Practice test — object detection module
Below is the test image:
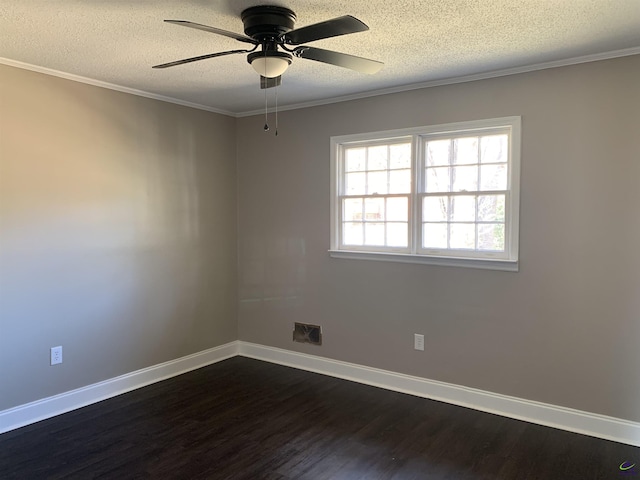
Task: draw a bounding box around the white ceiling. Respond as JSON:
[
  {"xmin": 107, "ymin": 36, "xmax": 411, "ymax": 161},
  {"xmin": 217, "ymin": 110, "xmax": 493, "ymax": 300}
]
[{"xmin": 1, "ymin": 1, "xmax": 639, "ymax": 116}]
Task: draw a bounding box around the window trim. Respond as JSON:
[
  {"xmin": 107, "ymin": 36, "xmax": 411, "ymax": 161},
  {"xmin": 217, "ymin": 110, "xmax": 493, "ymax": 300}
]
[{"xmin": 330, "ymin": 117, "xmax": 521, "ymax": 271}]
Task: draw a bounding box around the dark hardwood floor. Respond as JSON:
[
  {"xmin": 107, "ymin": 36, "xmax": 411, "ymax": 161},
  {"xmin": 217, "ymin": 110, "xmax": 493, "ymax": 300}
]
[{"xmin": 1, "ymin": 357, "xmax": 638, "ymax": 479}]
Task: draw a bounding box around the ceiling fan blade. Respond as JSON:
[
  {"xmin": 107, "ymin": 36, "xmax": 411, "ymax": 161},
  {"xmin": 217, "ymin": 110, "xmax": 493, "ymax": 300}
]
[
  {"xmin": 164, "ymin": 20, "xmax": 257, "ymax": 45},
  {"xmin": 294, "ymin": 46, "xmax": 383, "ymax": 74},
  {"xmin": 284, "ymin": 15, "xmax": 369, "ymax": 45},
  {"xmin": 152, "ymin": 49, "xmax": 250, "ymax": 69},
  {"xmin": 260, "ymin": 75, "xmax": 282, "ymax": 89}
]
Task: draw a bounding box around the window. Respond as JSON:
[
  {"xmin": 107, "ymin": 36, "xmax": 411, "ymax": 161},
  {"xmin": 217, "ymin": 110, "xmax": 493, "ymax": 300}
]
[{"xmin": 330, "ymin": 117, "xmax": 521, "ymax": 271}]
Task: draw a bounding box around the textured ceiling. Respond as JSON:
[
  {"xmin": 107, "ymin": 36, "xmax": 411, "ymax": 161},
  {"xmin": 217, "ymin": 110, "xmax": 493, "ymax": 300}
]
[{"xmin": 1, "ymin": 0, "xmax": 639, "ymax": 115}]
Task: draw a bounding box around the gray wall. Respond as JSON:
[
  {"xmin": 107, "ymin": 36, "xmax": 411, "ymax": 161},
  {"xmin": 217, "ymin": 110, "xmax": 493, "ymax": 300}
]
[
  {"xmin": 0, "ymin": 65, "xmax": 238, "ymax": 410},
  {"xmin": 2, "ymin": 55, "xmax": 639, "ymax": 423},
  {"xmin": 237, "ymin": 55, "xmax": 640, "ymax": 422}
]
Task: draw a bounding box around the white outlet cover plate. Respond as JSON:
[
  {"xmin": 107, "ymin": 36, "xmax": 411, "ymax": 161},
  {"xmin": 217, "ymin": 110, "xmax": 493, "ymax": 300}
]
[{"xmin": 51, "ymin": 346, "xmax": 63, "ymax": 365}]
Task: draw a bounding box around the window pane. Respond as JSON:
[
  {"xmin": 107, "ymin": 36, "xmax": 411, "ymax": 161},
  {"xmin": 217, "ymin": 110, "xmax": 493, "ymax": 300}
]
[
  {"xmin": 478, "ymin": 224, "xmax": 505, "ymax": 251},
  {"xmin": 367, "ymin": 171, "xmax": 387, "ymax": 194},
  {"xmin": 454, "ymin": 137, "xmax": 478, "ymax": 164},
  {"xmin": 423, "ymin": 196, "xmax": 448, "ymax": 222},
  {"xmin": 364, "ymin": 198, "xmax": 385, "ymax": 221},
  {"xmin": 364, "ymin": 223, "xmax": 385, "ymax": 246},
  {"xmin": 478, "ymin": 195, "xmax": 505, "ymax": 222},
  {"xmin": 343, "ymin": 198, "xmax": 363, "ymax": 221},
  {"xmin": 390, "ymin": 144, "xmax": 411, "ymax": 169},
  {"xmin": 451, "ymin": 196, "xmax": 476, "ymax": 222},
  {"xmin": 345, "ymin": 148, "xmax": 366, "ymax": 171},
  {"xmin": 423, "ymin": 223, "xmax": 448, "ymax": 248},
  {"xmin": 343, "ymin": 222, "xmax": 363, "ymax": 245},
  {"xmin": 450, "ymin": 223, "xmax": 475, "ymax": 249},
  {"xmin": 335, "ymin": 118, "xmax": 518, "ymax": 261},
  {"xmin": 452, "ymin": 166, "xmax": 478, "ymax": 192},
  {"xmin": 389, "ymin": 169, "xmax": 411, "ymax": 193},
  {"xmin": 480, "ymin": 164, "xmax": 507, "ymax": 191},
  {"xmin": 346, "ymin": 172, "xmax": 366, "ymax": 195},
  {"xmin": 387, "ymin": 197, "xmax": 408, "ymax": 221},
  {"xmin": 425, "ymin": 167, "xmax": 450, "ymax": 193},
  {"xmin": 426, "ymin": 140, "xmax": 450, "ymax": 166},
  {"xmin": 480, "ymin": 134, "xmax": 507, "ymax": 163},
  {"xmin": 368, "ymin": 145, "xmax": 388, "ymax": 170},
  {"xmin": 387, "ymin": 223, "xmax": 408, "ymax": 247}
]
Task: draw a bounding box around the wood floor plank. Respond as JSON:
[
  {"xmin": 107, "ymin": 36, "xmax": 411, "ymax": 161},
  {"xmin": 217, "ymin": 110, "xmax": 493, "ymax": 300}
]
[{"xmin": 0, "ymin": 357, "xmax": 638, "ymax": 479}]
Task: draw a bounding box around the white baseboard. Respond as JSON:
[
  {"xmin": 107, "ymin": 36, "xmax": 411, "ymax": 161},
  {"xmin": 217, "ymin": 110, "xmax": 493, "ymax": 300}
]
[
  {"xmin": 238, "ymin": 341, "xmax": 640, "ymax": 447},
  {"xmin": 3, "ymin": 340, "xmax": 639, "ymax": 447},
  {"xmin": 0, "ymin": 341, "xmax": 239, "ymax": 434}
]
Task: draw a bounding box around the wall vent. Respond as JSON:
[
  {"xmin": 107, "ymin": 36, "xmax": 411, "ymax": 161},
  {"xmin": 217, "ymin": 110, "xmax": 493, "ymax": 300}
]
[{"xmin": 293, "ymin": 322, "xmax": 322, "ymax": 346}]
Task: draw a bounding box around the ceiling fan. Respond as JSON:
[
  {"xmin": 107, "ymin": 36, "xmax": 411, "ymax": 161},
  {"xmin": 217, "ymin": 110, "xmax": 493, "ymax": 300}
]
[{"xmin": 153, "ymin": 5, "xmax": 383, "ymax": 88}]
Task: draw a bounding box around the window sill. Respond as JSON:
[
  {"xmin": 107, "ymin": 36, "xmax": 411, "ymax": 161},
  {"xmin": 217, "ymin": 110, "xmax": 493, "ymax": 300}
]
[{"xmin": 328, "ymin": 250, "xmax": 519, "ymax": 272}]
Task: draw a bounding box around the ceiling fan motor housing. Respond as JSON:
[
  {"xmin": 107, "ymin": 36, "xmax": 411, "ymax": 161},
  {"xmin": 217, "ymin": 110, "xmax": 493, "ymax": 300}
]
[
  {"xmin": 153, "ymin": 7, "xmax": 382, "ymax": 79},
  {"xmin": 241, "ymin": 6, "xmax": 296, "ymax": 40}
]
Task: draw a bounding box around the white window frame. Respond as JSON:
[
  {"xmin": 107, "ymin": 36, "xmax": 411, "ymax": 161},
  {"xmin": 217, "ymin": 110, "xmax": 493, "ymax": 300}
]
[{"xmin": 330, "ymin": 117, "xmax": 521, "ymax": 271}]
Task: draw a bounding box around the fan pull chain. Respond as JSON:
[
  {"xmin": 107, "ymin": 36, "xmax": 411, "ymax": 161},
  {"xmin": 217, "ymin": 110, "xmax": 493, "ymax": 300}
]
[
  {"xmin": 264, "ymin": 87, "xmax": 269, "ymax": 131},
  {"xmin": 263, "ymin": 47, "xmax": 269, "ymax": 132},
  {"xmin": 275, "ymin": 84, "xmax": 278, "ymax": 137}
]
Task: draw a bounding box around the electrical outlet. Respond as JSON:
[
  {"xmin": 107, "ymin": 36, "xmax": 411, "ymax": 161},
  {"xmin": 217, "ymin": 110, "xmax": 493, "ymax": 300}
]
[
  {"xmin": 51, "ymin": 346, "xmax": 63, "ymax": 365},
  {"xmin": 414, "ymin": 334, "xmax": 424, "ymax": 351}
]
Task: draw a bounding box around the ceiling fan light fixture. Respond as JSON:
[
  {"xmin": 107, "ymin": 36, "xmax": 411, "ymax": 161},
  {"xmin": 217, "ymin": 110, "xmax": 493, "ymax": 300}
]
[
  {"xmin": 154, "ymin": 8, "xmax": 384, "ymax": 84},
  {"xmin": 248, "ymin": 51, "xmax": 292, "ymax": 78}
]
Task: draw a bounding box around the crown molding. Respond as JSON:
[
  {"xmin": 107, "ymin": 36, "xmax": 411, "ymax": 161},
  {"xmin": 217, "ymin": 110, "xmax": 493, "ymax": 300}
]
[
  {"xmin": 237, "ymin": 46, "xmax": 640, "ymax": 116},
  {"xmin": 3, "ymin": 46, "xmax": 639, "ymax": 118},
  {"xmin": 0, "ymin": 57, "xmax": 236, "ymax": 117}
]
